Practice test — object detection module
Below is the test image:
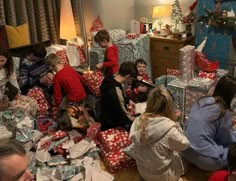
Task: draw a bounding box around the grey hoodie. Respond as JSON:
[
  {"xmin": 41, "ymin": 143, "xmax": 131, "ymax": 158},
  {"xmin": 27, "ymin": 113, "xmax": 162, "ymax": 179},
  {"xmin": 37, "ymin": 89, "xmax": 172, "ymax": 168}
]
[{"xmin": 129, "ymin": 116, "xmax": 189, "ymax": 180}]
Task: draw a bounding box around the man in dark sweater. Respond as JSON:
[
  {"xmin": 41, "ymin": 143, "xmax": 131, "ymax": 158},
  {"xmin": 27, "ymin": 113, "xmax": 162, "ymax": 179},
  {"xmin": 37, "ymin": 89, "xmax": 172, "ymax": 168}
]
[{"xmin": 100, "ymin": 61, "xmax": 137, "ymax": 131}]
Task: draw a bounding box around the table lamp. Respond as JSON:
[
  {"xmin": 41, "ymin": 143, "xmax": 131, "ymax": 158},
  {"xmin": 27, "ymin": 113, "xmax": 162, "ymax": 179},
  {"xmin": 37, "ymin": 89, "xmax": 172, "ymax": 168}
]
[
  {"xmin": 60, "ymin": 0, "xmax": 77, "ymax": 44},
  {"xmin": 152, "ymin": 5, "xmax": 171, "ymax": 31}
]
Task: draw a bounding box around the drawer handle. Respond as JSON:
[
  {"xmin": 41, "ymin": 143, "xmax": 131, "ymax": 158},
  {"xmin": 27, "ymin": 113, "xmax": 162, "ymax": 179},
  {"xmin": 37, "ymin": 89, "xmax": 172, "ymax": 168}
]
[{"xmin": 163, "ymin": 46, "xmax": 170, "ymax": 51}]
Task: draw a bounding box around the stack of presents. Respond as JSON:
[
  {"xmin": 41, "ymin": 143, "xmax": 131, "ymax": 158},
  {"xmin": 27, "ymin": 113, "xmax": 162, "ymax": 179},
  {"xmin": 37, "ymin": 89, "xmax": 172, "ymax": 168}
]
[{"xmin": 155, "ymin": 45, "xmax": 229, "ymax": 128}]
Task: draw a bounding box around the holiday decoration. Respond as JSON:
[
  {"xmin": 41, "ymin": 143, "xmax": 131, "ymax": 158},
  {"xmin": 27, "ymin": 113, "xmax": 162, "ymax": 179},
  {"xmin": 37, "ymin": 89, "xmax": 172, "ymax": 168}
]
[
  {"xmin": 171, "ymin": 0, "xmax": 183, "ymax": 31},
  {"xmin": 198, "ymin": 0, "xmax": 236, "ymax": 31}
]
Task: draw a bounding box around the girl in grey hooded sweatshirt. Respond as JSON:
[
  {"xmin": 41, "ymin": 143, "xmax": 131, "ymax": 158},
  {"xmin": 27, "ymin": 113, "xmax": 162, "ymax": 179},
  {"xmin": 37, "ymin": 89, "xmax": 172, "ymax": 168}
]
[{"xmin": 129, "ymin": 87, "xmax": 189, "ymax": 181}]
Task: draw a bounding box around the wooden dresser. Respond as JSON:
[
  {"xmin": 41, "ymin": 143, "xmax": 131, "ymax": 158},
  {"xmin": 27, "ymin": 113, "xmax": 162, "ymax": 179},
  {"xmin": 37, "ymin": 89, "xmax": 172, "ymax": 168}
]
[{"xmin": 150, "ymin": 36, "xmax": 195, "ymax": 79}]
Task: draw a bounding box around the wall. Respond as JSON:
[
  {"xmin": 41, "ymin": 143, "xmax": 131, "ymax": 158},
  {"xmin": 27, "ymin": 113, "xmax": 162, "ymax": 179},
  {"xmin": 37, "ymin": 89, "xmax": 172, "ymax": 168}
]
[
  {"xmin": 134, "ymin": 0, "xmax": 196, "ymax": 30},
  {"xmin": 83, "ymin": 0, "xmax": 195, "ymax": 37},
  {"xmin": 84, "ymin": 0, "xmax": 134, "ymax": 38}
]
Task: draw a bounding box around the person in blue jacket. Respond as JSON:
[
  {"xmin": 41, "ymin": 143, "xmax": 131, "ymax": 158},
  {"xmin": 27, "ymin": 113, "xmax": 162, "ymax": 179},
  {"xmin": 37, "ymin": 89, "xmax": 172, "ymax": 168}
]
[{"xmin": 182, "ymin": 75, "xmax": 236, "ymax": 171}]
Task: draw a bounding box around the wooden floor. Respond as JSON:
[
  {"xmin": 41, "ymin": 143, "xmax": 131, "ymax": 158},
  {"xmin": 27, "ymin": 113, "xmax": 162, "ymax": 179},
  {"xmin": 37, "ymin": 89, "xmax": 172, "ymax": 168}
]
[{"xmin": 100, "ymin": 159, "xmax": 211, "ymax": 181}]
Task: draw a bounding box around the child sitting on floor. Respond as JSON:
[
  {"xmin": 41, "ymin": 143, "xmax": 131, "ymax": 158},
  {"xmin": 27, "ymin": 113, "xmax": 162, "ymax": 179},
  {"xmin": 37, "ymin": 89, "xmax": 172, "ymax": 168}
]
[
  {"xmin": 126, "ymin": 58, "xmax": 153, "ymax": 103},
  {"xmin": 45, "ymin": 54, "xmax": 86, "ymax": 107},
  {"xmin": 129, "ymin": 87, "xmax": 189, "ymax": 181}
]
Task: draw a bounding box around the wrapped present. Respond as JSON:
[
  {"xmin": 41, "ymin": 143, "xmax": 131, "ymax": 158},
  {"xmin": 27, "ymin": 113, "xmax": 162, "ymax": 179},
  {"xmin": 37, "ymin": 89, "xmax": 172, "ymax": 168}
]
[
  {"xmin": 167, "ymin": 78, "xmax": 187, "ymax": 126},
  {"xmin": 97, "ymin": 141, "xmax": 136, "ymax": 173},
  {"xmin": 56, "ymin": 49, "xmax": 69, "ymax": 65},
  {"xmin": 198, "ymin": 70, "xmax": 217, "ymax": 81},
  {"xmin": 185, "ymin": 77, "xmax": 215, "ymax": 123},
  {"xmin": 155, "ymin": 75, "xmax": 167, "ymax": 87},
  {"xmin": 81, "ymin": 70, "xmax": 104, "ymax": 97},
  {"xmin": 108, "ymin": 29, "xmax": 126, "ymax": 42},
  {"xmin": 90, "ymin": 16, "xmax": 104, "ymax": 32},
  {"xmin": 216, "ymin": 69, "xmax": 229, "ymax": 80},
  {"xmin": 167, "ymin": 69, "xmax": 180, "ymax": 77},
  {"xmin": 97, "ymin": 128, "xmax": 131, "ymax": 153},
  {"xmin": 126, "ymin": 33, "xmax": 140, "ymax": 40},
  {"xmin": 27, "ymin": 87, "xmax": 50, "ymax": 112},
  {"xmin": 179, "ymin": 45, "xmax": 195, "ymax": 83}
]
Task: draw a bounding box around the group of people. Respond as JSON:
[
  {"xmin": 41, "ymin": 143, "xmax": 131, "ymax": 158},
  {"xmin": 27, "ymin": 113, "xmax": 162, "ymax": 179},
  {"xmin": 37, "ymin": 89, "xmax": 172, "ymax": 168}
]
[{"xmin": 1, "ymin": 28, "xmax": 236, "ymax": 181}]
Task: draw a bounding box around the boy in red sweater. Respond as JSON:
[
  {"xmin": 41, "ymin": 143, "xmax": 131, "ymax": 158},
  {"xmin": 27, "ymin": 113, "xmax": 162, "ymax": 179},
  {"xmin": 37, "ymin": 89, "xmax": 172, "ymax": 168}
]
[
  {"xmin": 94, "ymin": 29, "xmax": 119, "ymax": 77},
  {"xmin": 45, "ymin": 54, "xmax": 86, "ymax": 107}
]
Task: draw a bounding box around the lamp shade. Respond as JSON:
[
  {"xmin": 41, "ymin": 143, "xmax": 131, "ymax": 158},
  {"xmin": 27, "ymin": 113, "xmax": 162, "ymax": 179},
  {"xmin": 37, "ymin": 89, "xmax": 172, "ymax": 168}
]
[
  {"xmin": 60, "ymin": 0, "xmax": 77, "ymax": 40},
  {"xmin": 152, "ymin": 5, "xmax": 171, "ymax": 19}
]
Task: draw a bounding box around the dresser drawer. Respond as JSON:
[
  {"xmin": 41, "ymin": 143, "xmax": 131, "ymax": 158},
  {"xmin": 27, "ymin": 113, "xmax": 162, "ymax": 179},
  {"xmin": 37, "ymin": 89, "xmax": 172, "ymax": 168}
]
[{"xmin": 153, "ymin": 41, "xmax": 180, "ymax": 54}]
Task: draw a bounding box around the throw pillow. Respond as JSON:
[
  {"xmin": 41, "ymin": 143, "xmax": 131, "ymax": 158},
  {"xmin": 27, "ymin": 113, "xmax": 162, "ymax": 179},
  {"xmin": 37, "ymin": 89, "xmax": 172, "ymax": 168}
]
[{"xmin": 5, "ymin": 23, "xmax": 30, "ymax": 48}]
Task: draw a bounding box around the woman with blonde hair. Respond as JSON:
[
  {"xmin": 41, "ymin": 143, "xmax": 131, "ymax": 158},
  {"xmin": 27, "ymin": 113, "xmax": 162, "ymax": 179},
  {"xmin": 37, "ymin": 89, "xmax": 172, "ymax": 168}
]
[{"xmin": 129, "ymin": 87, "xmax": 189, "ymax": 181}]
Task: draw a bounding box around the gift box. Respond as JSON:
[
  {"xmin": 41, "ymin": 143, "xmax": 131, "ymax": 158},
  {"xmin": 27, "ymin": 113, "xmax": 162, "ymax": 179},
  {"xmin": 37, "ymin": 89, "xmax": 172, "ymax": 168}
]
[
  {"xmin": 27, "ymin": 87, "xmax": 50, "ymax": 112},
  {"xmin": 155, "ymin": 75, "xmax": 166, "ymax": 87},
  {"xmin": 97, "ymin": 140, "xmax": 136, "ymax": 173},
  {"xmin": 216, "ymin": 69, "xmax": 229, "ymax": 80},
  {"xmin": 167, "ymin": 78, "xmax": 187, "ymax": 125},
  {"xmin": 179, "ymin": 45, "xmax": 195, "ymax": 83},
  {"xmin": 81, "ymin": 71, "xmax": 104, "ymax": 97},
  {"xmin": 97, "ymin": 128, "xmax": 131, "ymax": 153},
  {"xmin": 185, "ymin": 77, "xmax": 215, "ymax": 123}
]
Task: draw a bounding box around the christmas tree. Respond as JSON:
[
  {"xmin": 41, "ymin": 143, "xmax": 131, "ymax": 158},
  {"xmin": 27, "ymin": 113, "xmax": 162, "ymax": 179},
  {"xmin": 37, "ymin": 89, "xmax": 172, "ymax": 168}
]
[{"xmin": 171, "ymin": 0, "xmax": 183, "ymax": 31}]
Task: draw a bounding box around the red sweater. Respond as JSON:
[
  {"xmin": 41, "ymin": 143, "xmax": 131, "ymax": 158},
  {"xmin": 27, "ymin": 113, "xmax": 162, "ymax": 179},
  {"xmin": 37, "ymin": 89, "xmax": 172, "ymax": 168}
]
[
  {"xmin": 103, "ymin": 44, "xmax": 119, "ymax": 76},
  {"xmin": 53, "ymin": 65, "xmax": 86, "ymax": 106}
]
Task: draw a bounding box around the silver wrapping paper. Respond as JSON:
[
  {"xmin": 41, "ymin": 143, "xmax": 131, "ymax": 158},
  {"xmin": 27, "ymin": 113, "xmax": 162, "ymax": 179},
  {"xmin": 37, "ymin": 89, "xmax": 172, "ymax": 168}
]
[{"xmin": 179, "ymin": 45, "xmax": 195, "ymax": 83}]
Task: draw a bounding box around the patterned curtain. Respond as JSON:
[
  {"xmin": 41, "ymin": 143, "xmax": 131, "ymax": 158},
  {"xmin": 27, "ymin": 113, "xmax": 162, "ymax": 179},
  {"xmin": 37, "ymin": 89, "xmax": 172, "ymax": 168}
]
[
  {"xmin": 0, "ymin": 0, "xmax": 87, "ymax": 46},
  {"xmin": 0, "ymin": 0, "xmax": 60, "ymax": 44}
]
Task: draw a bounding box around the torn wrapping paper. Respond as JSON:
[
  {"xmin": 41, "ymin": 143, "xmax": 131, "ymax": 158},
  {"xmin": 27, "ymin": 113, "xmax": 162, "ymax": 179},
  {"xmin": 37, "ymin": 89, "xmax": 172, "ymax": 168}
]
[{"xmin": 69, "ymin": 138, "xmax": 96, "ymax": 159}]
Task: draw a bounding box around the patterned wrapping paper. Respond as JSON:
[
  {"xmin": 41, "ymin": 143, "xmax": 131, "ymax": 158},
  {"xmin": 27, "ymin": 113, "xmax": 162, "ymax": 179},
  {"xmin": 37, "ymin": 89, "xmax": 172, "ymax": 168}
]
[
  {"xmin": 81, "ymin": 71, "xmax": 104, "ymax": 97},
  {"xmin": 179, "ymin": 45, "xmax": 195, "ymax": 83},
  {"xmin": 97, "ymin": 140, "xmax": 136, "ymax": 173},
  {"xmin": 198, "ymin": 70, "xmax": 217, "ymax": 81},
  {"xmin": 167, "ymin": 78, "xmax": 187, "ymax": 126},
  {"xmin": 97, "ymin": 128, "xmax": 131, "ymax": 153},
  {"xmin": 27, "ymin": 87, "xmax": 50, "ymax": 112},
  {"xmin": 155, "ymin": 75, "xmax": 167, "ymax": 87},
  {"xmin": 216, "ymin": 69, "xmax": 229, "ymax": 79},
  {"xmin": 167, "ymin": 69, "xmax": 180, "ymax": 77},
  {"xmin": 185, "ymin": 77, "xmax": 215, "ymax": 124}
]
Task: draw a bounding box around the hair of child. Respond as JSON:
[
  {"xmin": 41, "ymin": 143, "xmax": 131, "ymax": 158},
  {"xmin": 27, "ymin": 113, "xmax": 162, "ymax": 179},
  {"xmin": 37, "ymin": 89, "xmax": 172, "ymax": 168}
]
[
  {"xmin": 0, "ymin": 48, "xmax": 14, "ymax": 78},
  {"xmin": 94, "ymin": 29, "xmax": 110, "ymax": 43},
  {"xmin": 135, "ymin": 58, "xmax": 147, "ymax": 66},
  {"xmin": 45, "ymin": 53, "xmax": 60, "ymax": 66},
  {"xmin": 30, "ymin": 43, "xmax": 47, "ymax": 58},
  {"xmin": 118, "ymin": 61, "xmax": 137, "ymax": 78},
  {"xmin": 138, "ymin": 87, "xmax": 176, "ymax": 142}
]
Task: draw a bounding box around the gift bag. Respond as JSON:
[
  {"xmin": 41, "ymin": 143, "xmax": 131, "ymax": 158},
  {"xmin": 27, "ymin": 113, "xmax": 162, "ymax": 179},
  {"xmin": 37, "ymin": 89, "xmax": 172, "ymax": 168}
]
[
  {"xmin": 66, "ymin": 105, "xmax": 95, "ymax": 131},
  {"xmin": 81, "ymin": 71, "xmax": 104, "ymax": 97}
]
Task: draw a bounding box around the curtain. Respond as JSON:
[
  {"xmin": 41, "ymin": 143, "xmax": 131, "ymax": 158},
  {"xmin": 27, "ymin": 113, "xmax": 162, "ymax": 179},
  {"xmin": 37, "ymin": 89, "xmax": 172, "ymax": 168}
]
[
  {"xmin": 0, "ymin": 0, "xmax": 60, "ymax": 44},
  {"xmin": 0, "ymin": 0, "xmax": 87, "ymax": 48}
]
